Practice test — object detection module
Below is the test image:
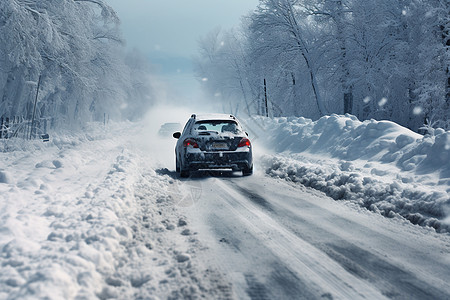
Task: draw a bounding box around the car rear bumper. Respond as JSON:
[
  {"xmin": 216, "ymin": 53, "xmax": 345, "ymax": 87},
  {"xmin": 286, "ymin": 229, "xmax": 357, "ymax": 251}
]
[{"xmin": 185, "ymin": 151, "xmax": 252, "ymax": 171}]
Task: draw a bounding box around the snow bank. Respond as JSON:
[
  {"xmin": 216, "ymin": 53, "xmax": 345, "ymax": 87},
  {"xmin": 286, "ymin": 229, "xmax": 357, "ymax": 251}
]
[
  {"xmin": 248, "ymin": 114, "xmax": 450, "ymax": 233},
  {"xmin": 0, "ymin": 121, "xmax": 229, "ymax": 299},
  {"xmin": 0, "ymin": 122, "xmax": 123, "ymax": 153}
]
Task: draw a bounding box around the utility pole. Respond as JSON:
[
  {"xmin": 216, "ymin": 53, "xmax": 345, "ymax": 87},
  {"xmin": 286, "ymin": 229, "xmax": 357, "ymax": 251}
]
[{"xmin": 264, "ymin": 78, "xmax": 269, "ymax": 117}]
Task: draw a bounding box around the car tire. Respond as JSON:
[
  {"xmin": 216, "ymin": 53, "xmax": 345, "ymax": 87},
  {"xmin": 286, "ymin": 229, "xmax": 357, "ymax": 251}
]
[
  {"xmin": 176, "ymin": 157, "xmax": 180, "ymax": 173},
  {"xmin": 242, "ymin": 165, "xmax": 253, "ymax": 176},
  {"xmin": 177, "ymin": 156, "xmax": 189, "ymax": 177},
  {"xmin": 180, "ymin": 169, "xmax": 190, "ymax": 178}
]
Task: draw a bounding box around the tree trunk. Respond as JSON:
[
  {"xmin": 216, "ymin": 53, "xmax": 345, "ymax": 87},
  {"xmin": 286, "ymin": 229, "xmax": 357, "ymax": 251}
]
[
  {"xmin": 344, "ymin": 89, "xmax": 353, "ymax": 115},
  {"xmin": 285, "ymin": 0, "xmax": 326, "ymax": 116},
  {"xmin": 335, "ymin": 1, "xmax": 353, "ymax": 115},
  {"xmin": 444, "ymin": 4, "xmax": 450, "ymax": 107}
]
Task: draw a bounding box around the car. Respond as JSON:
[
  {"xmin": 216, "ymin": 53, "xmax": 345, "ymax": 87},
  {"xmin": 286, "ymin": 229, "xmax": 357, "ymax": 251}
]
[
  {"xmin": 173, "ymin": 114, "xmax": 253, "ymax": 177},
  {"xmin": 158, "ymin": 122, "xmax": 182, "ymax": 137}
]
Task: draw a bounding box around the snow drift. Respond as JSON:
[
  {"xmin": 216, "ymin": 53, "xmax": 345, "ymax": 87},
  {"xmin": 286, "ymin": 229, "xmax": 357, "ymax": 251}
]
[
  {"xmin": 0, "ymin": 121, "xmax": 228, "ymax": 299},
  {"xmin": 248, "ymin": 114, "xmax": 450, "ymax": 233}
]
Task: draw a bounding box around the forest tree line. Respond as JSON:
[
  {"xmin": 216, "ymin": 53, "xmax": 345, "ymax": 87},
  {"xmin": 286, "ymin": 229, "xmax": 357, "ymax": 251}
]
[
  {"xmin": 0, "ymin": 0, "xmax": 153, "ymax": 130},
  {"xmin": 195, "ymin": 0, "xmax": 450, "ymax": 131}
]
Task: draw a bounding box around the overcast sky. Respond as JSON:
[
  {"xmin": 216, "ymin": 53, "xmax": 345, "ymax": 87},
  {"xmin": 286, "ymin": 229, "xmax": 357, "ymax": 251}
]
[
  {"xmin": 104, "ymin": 0, "xmax": 258, "ymax": 101},
  {"xmin": 105, "ymin": 0, "xmax": 258, "ymax": 67}
]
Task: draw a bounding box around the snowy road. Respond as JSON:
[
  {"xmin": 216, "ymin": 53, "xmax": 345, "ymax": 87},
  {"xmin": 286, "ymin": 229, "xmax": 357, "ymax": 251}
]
[
  {"xmin": 179, "ymin": 171, "xmax": 450, "ymax": 299},
  {"xmin": 1, "ymin": 114, "xmax": 449, "ymax": 299}
]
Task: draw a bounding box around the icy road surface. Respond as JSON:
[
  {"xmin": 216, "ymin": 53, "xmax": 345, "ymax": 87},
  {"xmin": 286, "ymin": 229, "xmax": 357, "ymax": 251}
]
[{"xmin": 179, "ymin": 171, "xmax": 450, "ymax": 299}]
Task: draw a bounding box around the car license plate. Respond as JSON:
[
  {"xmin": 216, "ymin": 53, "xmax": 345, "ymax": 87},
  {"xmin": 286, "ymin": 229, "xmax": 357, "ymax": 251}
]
[{"xmin": 212, "ymin": 142, "xmax": 228, "ymax": 150}]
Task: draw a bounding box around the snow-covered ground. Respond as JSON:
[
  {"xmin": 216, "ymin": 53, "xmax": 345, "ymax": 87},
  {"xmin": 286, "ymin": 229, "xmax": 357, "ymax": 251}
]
[
  {"xmin": 0, "ymin": 120, "xmax": 229, "ymax": 299},
  {"xmin": 0, "ymin": 108, "xmax": 449, "ymax": 299},
  {"xmin": 247, "ymin": 114, "xmax": 450, "ymax": 233},
  {"xmin": 184, "ymin": 173, "xmax": 450, "ymax": 299}
]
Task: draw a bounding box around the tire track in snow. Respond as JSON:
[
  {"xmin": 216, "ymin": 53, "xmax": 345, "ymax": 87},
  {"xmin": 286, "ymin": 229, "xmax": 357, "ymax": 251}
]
[
  {"xmin": 209, "ymin": 178, "xmax": 388, "ymax": 299},
  {"xmin": 225, "ymin": 178, "xmax": 450, "ymax": 299},
  {"xmin": 203, "ymin": 210, "xmax": 314, "ymax": 300}
]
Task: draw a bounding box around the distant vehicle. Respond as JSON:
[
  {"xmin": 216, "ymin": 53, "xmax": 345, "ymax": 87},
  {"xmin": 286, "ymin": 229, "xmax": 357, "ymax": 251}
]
[
  {"xmin": 158, "ymin": 122, "xmax": 182, "ymax": 137},
  {"xmin": 173, "ymin": 114, "xmax": 253, "ymax": 177}
]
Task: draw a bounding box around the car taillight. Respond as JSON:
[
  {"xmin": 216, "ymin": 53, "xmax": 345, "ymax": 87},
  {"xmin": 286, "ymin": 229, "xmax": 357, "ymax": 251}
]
[
  {"xmin": 183, "ymin": 138, "xmax": 199, "ymax": 148},
  {"xmin": 237, "ymin": 138, "xmax": 251, "ymax": 148}
]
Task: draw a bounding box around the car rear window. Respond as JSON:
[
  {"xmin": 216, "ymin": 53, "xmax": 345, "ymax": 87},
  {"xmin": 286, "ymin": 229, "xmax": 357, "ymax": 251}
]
[{"xmin": 194, "ymin": 120, "xmax": 241, "ymax": 134}]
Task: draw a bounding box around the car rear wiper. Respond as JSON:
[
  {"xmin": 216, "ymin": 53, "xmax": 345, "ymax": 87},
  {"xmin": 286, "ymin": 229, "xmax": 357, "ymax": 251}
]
[{"xmin": 198, "ymin": 130, "xmax": 219, "ymax": 135}]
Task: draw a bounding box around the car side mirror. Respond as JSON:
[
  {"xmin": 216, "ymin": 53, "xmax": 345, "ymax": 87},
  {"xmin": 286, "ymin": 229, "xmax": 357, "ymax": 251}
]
[
  {"xmin": 173, "ymin": 132, "xmax": 181, "ymax": 139},
  {"xmin": 245, "ymin": 132, "xmax": 249, "ymax": 136}
]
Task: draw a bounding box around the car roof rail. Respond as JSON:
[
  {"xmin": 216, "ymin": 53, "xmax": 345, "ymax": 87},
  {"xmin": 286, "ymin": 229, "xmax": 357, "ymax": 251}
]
[{"xmin": 191, "ymin": 114, "xmax": 196, "ymax": 119}]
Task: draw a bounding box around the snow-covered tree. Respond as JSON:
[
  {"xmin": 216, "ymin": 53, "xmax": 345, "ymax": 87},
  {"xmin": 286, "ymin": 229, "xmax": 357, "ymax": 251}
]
[
  {"xmin": 300, "ymin": 0, "xmax": 353, "ymax": 114},
  {"xmin": 0, "ymin": 0, "xmax": 153, "ymax": 130},
  {"xmin": 411, "ymin": 0, "xmax": 450, "ymax": 129},
  {"xmin": 195, "ymin": 0, "xmax": 449, "ymax": 131},
  {"xmin": 249, "ymin": 0, "xmax": 327, "ymax": 117},
  {"xmin": 194, "ymin": 27, "xmax": 260, "ymax": 116}
]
